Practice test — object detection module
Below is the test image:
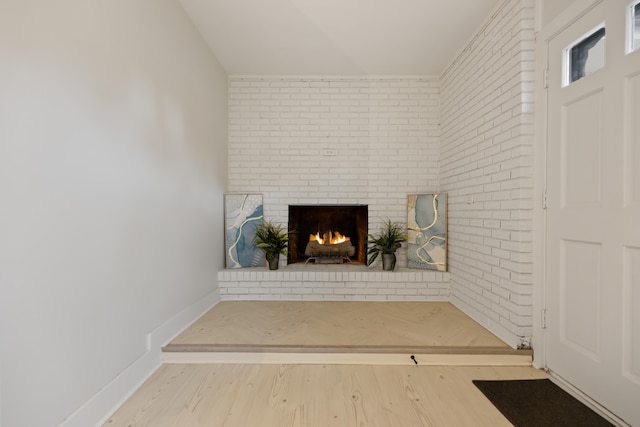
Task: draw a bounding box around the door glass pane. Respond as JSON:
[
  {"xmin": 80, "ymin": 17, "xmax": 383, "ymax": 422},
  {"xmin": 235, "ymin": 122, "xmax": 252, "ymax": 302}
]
[
  {"xmin": 569, "ymin": 27, "xmax": 606, "ymax": 84},
  {"xmin": 633, "ymin": 3, "xmax": 640, "ymax": 52}
]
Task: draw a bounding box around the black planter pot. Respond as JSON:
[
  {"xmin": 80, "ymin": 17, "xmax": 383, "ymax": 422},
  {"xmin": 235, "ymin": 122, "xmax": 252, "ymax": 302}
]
[
  {"xmin": 268, "ymin": 257, "xmax": 279, "ymax": 270},
  {"xmin": 382, "ymin": 253, "xmax": 396, "ymax": 271}
]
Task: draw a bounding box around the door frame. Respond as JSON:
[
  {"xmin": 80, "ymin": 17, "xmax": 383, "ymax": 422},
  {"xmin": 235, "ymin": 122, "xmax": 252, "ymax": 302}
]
[{"xmin": 533, "ymin": 0, "xmax": 629, "ymax": 424}]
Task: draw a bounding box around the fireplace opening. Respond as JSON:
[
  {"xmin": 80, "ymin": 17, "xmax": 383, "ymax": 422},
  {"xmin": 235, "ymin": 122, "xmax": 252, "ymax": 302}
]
[{"xmin": 288, "ymin": 205, "xmax": 368, "ymax": 264}]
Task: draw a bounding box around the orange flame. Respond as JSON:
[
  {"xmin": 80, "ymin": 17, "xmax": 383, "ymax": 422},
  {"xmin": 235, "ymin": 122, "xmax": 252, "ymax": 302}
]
[{"xmin": 309, "ymin": 230, "xmax": 350, "ymax": 245}]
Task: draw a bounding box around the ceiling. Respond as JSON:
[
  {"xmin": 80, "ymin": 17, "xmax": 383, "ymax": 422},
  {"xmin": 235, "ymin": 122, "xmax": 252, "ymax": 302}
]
[{"xmin": 177, "ymin": 0, "xmax": 500, "ymax": 76}]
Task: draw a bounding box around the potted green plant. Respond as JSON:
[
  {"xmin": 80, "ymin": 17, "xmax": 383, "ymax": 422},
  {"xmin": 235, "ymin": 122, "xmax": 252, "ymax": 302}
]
[
  {"xmin": 367, "ymin": 219, "xmax": 407, "ymax": 271},
  {"xmin": 254, "ymin": 220, "xmax": 289, "ymax": 270}
]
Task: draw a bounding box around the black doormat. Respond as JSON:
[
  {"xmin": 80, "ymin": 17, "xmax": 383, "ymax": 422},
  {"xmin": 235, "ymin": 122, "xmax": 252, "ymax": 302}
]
[{"xmin": 472, "ymin": 379, "xmax": 614, "ymax": 427}]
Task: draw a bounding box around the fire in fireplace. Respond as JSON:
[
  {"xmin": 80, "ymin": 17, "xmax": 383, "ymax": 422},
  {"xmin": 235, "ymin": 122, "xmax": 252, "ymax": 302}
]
[
  {"xmin": 305, "ymin": 230, "xmax": 356, "ymax": 263},
  {"xmin": 288, "ymin": 205, "xmax": 368, "ymax": 264}
]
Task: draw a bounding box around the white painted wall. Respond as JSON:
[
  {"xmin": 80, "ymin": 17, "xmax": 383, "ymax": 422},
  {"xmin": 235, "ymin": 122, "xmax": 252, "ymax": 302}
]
[
  {"xmin": 539, "ymin": 0, "xmax": 576, "ymax": 28},
  {"xmin": 0, "ymin": 0, "xmax": 227, "ymax": 425},
  {"xmin": 228, "ymin": 76, "xmax": 440, "ymax": 271},
  {"xmin": 439, "ymin": 0, "xmax": 536, "ymax": 348}
]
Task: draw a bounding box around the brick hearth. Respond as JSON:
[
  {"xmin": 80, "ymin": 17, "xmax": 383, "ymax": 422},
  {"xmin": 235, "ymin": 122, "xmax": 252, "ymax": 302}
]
[{"xmin": 219, "ymin": 265, "xmax": 450, "ymax": 301}]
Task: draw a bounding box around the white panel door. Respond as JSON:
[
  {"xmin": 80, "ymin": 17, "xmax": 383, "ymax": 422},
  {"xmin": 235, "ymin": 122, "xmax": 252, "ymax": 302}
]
[{"xmin": 546, "ymin": 1, "xmax": 640, "ymax": 424}]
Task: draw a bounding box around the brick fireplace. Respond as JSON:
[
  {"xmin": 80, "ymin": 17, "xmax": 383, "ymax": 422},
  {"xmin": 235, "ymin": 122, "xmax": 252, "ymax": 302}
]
[{"xmin": 222, "ymin": 75, "xmax": 449, "ymax": 300}]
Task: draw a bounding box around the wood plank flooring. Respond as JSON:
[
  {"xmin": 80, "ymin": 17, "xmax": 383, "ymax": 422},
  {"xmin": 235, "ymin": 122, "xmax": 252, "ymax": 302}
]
[
  {"xmin": 105, "ymin": 301, "xmax": 542, "ymax": 426},
  {"xmin": 167, "ymin": 301, "xmax": 510, "ymax": 350},
  {"xmin": 104, "ymin": 364, "xmax": 546, "ymax": 426}
]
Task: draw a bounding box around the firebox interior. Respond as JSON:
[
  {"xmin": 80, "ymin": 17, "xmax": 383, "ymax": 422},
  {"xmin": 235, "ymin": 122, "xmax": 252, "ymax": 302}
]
[{"xmin": 288, "ymin": 205, "xmax": 368, "ymax": 264}]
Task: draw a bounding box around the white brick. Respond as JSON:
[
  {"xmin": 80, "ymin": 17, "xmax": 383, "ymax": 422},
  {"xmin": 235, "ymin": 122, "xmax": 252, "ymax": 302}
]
[
  {"xmin": 440, "ymin": 0, "xmax": 535, "ymax": 346},
  {"xmin": 228, "ymin": 76, "xmax": 440, "ymax": 251}
]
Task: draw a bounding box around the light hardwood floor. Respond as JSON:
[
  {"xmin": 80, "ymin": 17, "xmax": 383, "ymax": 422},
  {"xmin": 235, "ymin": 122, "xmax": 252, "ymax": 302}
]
[
  {"xmin": 105, "ymin": 364, "xmax": 546, "ymax": 426},
  {"xmin": 106, "ymin": 301, "xmax": 542, "ymax": 426},
  {"xmin": 167, "ymin": 301, "xmax": 510, "ymax": 349}
]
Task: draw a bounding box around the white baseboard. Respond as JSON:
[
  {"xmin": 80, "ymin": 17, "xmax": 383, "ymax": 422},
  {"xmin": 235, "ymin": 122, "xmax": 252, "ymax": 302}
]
[{"xmin": 59, "ymin": 289, "xmax": 220, "ymax": 427}]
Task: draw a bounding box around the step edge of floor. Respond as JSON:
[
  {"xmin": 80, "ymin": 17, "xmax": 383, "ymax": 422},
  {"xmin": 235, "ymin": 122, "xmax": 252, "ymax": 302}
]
[
  {"xmin": 162, "ymin": 351, "xmax": 532, "ymax": 366},
  {"xmin": 162, "ymin": 343, "xmax": 531, "ymax": 356}
]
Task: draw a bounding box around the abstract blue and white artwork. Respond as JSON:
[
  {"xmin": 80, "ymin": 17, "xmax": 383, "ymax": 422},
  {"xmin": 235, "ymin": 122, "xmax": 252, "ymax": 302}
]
[
  {"xmin": 225, "ymin": 194, "xmax": 264, "ymax": 268},
  {"xmin": 407, "ymin": 194, "xmax": 447, "ymax": 271}
]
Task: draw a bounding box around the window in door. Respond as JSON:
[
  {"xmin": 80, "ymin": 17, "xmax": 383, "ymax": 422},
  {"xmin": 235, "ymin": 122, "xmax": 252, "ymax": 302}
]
[
  {"xmin": 627, "ymin": 1, "xmax": 640, "ymax": 54},
  {"xmin": 563, "ymin": 25, "xmax": 606, "ymax": 86}
]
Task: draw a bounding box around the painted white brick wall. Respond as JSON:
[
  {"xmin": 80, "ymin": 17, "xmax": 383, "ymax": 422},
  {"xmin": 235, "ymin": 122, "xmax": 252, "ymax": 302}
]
[
  {"xmin": 228, "ymin": 76, "xmax": 441, "ymax": 271},
  {"xmin": 219, "ymin": 268, "xmax": 450, "ymax": 301},
  {"xmin": 439, "ymin": 0, "xmax": 535, "ymax": 348},
  {"xmin": 229, "ymin": 76, "xmax": 449, "ymax": 301}
]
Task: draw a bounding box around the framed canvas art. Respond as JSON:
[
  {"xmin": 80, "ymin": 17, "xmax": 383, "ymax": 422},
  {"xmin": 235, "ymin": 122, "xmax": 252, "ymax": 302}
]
[
  {"xmin": 224, "ymin": 194, "xmax": 264, "ymax": 268},
  {"xmin": 407, "ymin": 193, "xmax": 447, "ymax": 271}
]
